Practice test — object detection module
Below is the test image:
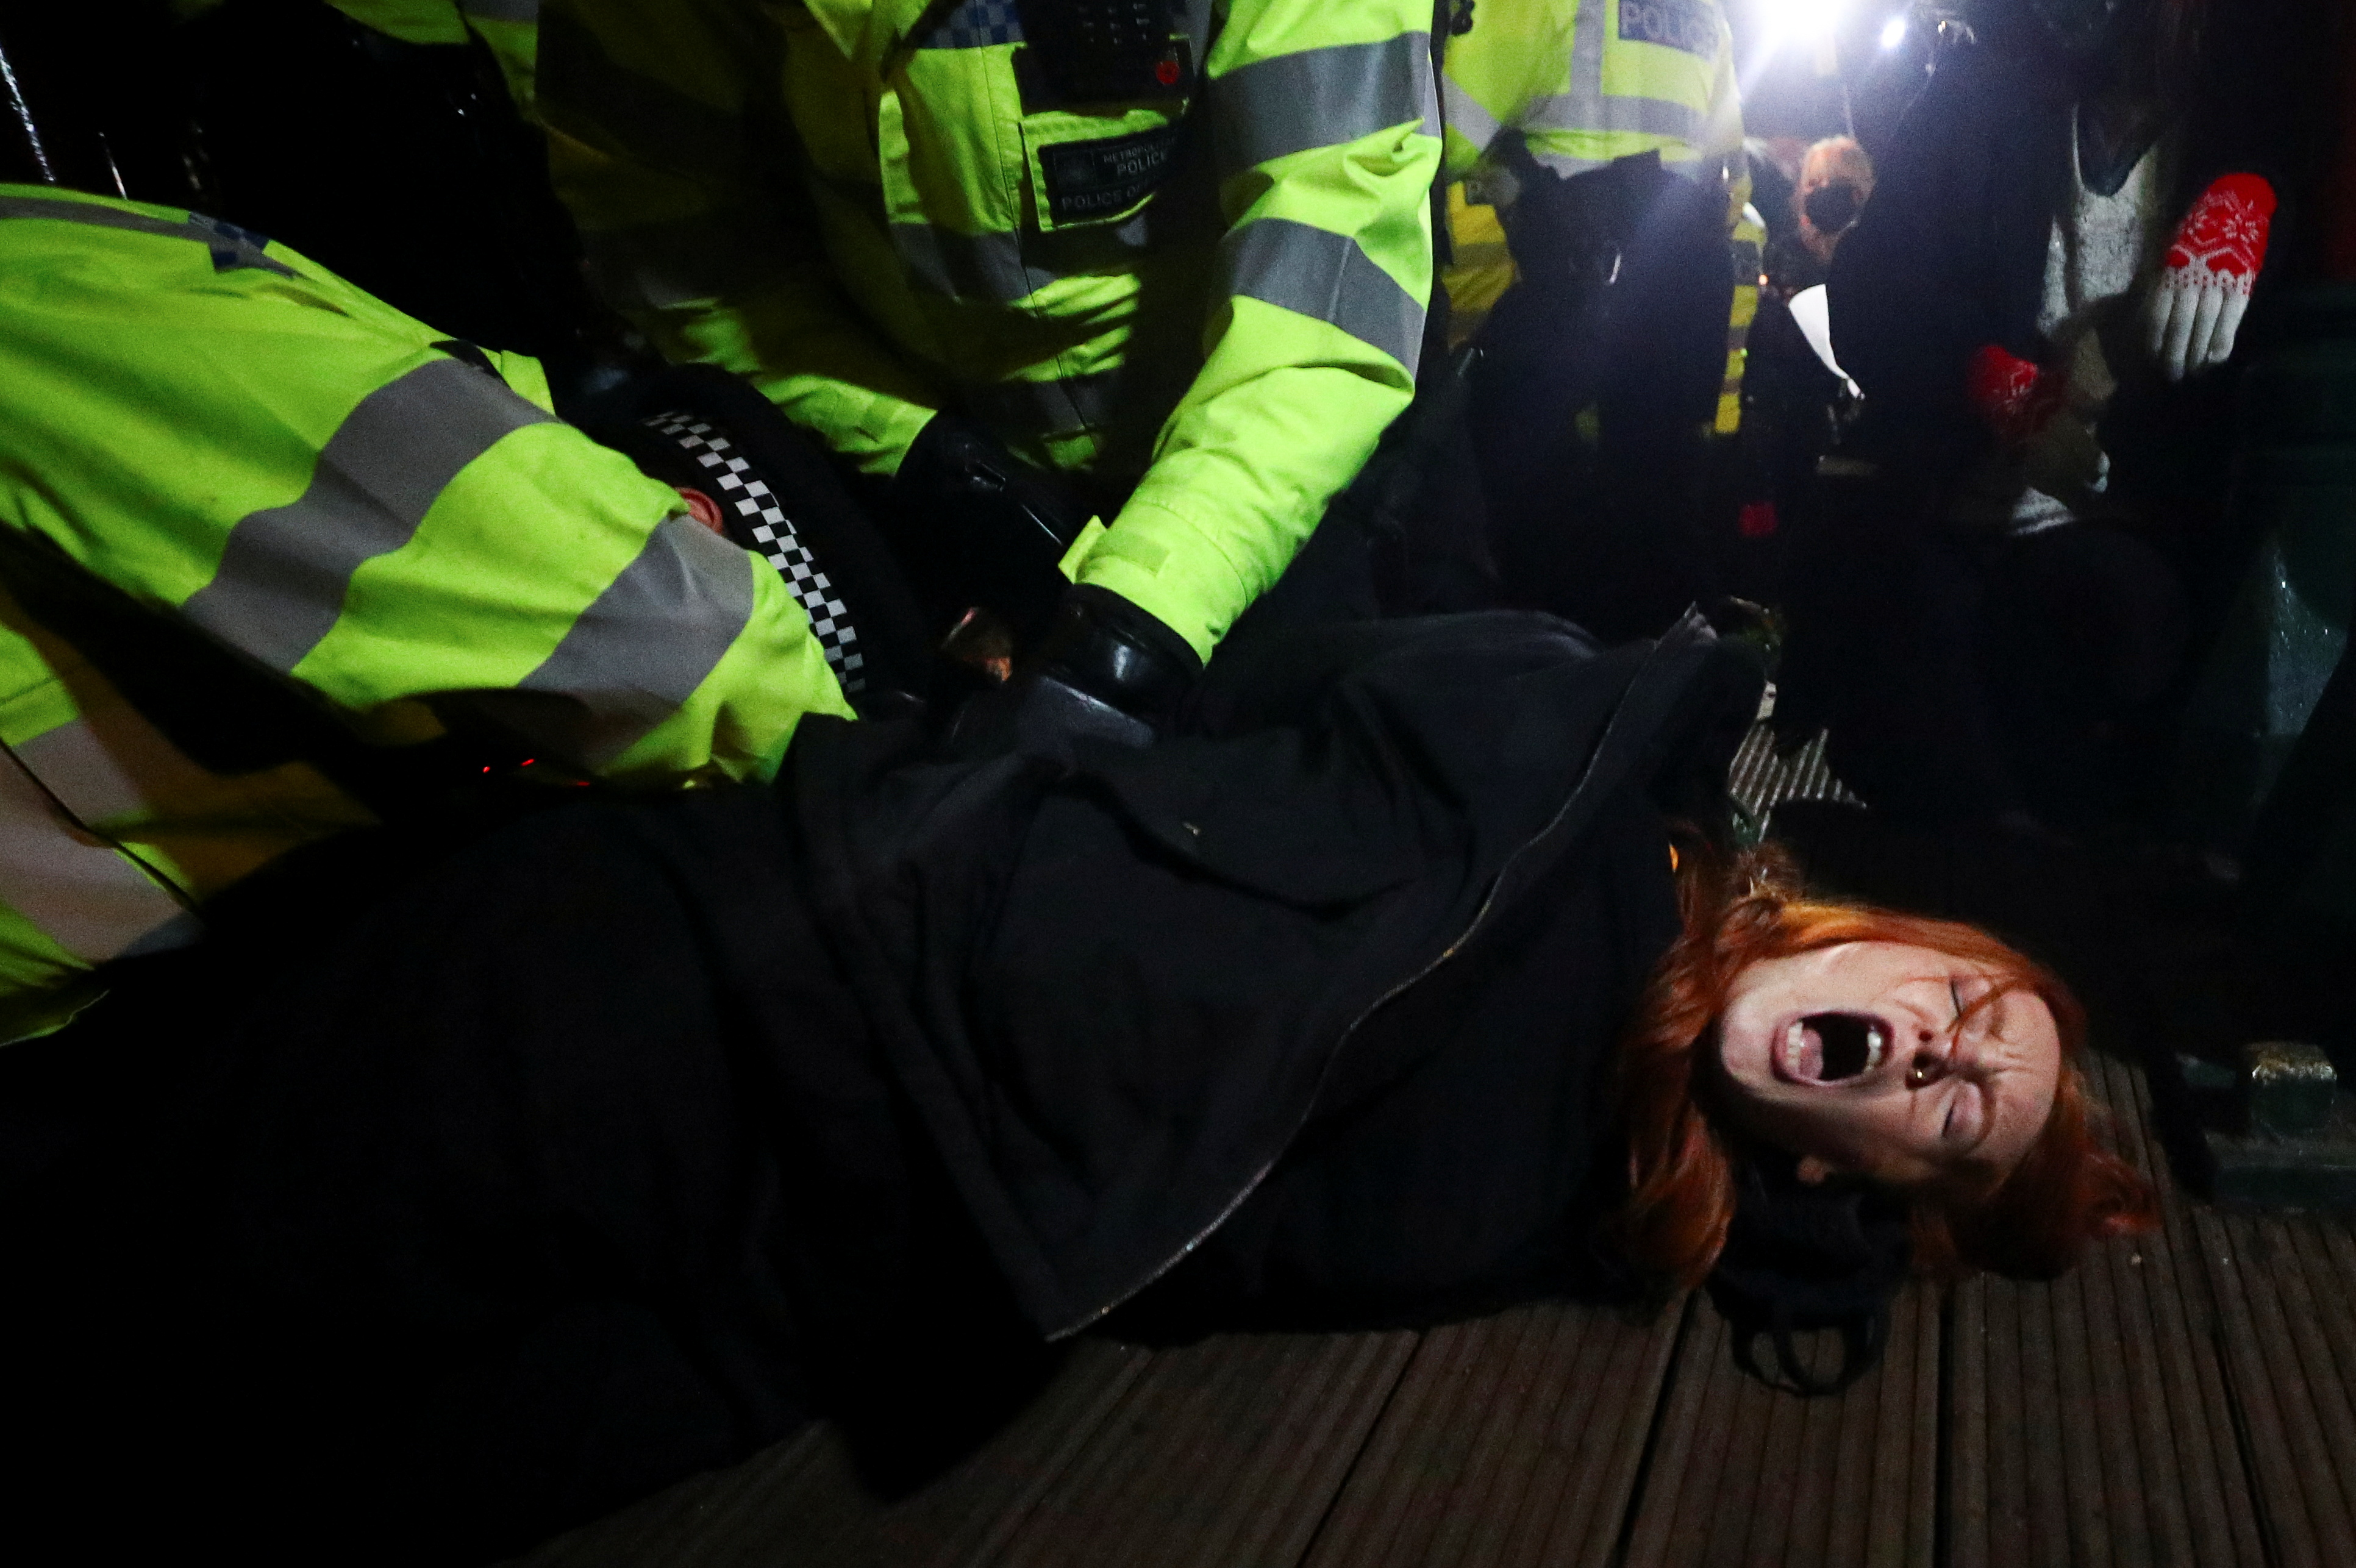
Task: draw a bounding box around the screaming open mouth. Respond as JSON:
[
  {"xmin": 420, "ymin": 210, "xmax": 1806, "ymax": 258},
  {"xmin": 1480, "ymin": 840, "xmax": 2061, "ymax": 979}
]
[{"xmin": 1781, "ymin": 1012, "xmax": 1890, "ymax": 1083}]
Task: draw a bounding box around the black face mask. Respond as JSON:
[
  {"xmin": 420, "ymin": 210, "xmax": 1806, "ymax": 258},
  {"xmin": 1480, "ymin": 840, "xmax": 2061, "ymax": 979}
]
[{"xmin": 1802, "ymin": 180, "xmax": 1863, "ymax": 236}]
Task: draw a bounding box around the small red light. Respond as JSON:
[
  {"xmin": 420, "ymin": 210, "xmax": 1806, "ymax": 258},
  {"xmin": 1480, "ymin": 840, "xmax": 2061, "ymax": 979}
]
[
  {"xmin": 1738, "ymin": 500, "xmax": 1779, "ymax": 540},
  {"xmin": 1154, "ymin": 56, "xmax": 1180, "ymax": 86}
]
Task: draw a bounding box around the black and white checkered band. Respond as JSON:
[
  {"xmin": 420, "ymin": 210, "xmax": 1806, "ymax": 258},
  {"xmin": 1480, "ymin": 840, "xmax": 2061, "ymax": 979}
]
[
  {"xmin": 916, "ymin": 0, "xmax": 1022, "ymax": 49},
  {"xmin": 643, "ymin": 411, "xmax": 867, "ymax": 696}
]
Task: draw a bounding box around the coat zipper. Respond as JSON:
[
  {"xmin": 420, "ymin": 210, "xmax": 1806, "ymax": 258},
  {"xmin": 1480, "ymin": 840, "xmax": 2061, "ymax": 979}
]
[{"xmin": 1051, "ymin": 633, "xmax": 1690, "ymax": 1338}]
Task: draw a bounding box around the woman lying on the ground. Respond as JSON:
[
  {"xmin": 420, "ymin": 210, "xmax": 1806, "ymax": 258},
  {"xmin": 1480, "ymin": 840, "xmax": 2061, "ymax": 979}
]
[{"xmin": 9, "ymin": 613, "xmax": 2156, "ymax": 1563}]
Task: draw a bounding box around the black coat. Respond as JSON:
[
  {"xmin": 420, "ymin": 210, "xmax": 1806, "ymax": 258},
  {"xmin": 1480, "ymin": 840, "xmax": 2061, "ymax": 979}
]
[
  {"xmin": 802, "ymin": 614, "xmax": 1758, "ymax": 1340},
  {"xmin": 15, "ymin": 613, "xmax": 1758, "ymax": 1559}
]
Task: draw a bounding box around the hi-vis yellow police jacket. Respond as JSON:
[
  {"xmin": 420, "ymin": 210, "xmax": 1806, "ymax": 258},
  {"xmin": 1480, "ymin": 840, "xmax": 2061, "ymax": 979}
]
[
  {"xmin": 1434, "ymin": 0, "xmax": 1745, "ymax": 420},
  {"xmin": 0, "ymin": 185, "xmax": 852, "ymax": 1041},
  {"xmin": 539, "ymin": 0, "xmax": 1442, "ymax": 661},
  {"xmin": 1439, "ymin": 0, "xmax": 1742, "ymax": 187}
]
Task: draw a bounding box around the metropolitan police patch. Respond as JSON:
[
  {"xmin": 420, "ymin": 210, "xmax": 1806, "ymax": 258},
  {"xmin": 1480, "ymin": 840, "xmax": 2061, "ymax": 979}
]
[
  {"xmin": 1037, "ymin": 125, "xmax": 1182, "ymax": 223},
  {"xmin": 1618, "ymin": 0, "xmax": 1718, "ymax": 59}
]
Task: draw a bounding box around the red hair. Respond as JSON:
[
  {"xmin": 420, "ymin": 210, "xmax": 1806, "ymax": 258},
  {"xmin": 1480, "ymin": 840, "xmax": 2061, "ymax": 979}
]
[{"xmin": 1616, "ymin": 841, "xmax": 2158, "ymax": 1289}]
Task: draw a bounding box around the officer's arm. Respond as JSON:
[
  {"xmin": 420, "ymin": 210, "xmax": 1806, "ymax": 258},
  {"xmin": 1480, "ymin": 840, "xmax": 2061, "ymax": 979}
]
[
  {"xmin": 180, "ymin": 357, "xmax": 851, "ymax": 786},
  {"xmin": 1703, "ymin": 12, "xmax": 1746, "ymax": 229},
  {"xmin": 1068, "ymin": 0, "xmax": 1443, "ymax": 663},
  {"xmin": 538, "ymin": 0, "xmax": 941, "ymax": 476},
  {"xmin": 0, "ymin": 191, "xmax": 849, "ymax": 787}
]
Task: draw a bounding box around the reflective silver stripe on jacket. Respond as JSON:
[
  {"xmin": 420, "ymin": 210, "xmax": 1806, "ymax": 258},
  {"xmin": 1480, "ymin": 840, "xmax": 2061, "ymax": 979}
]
[
  {"xmin": 1214, "ymin": 34, "xmax": 1440, "ymax": 173},
  {"xmin": 180, "ymin": 357, "xmax": 558, "ymax": 674},
  {"xmin": 0, "ymin": 194, "xmax": 293, "ymax": 276},
  {"xmin": 538, "ymin": 12, "xmax": 745, "ymax": 179},
  {"xmin": 1220, "ymin": 218, "xmax": 1424, "ymax": 372},
  {"xmin": 512, "ymin": 516, "xmax": 756, "ymax": 764},
  {"xmin": 1524, "ymin": 90, "xmax": 1702, "ymax": 143},
  {"xmin": 892, "ymin": 223, "xmax": 1040, "ymax": 304},
  {"xmin": 1441, "ymin": 75, "xmax": 1504, "ymax": 159},
  {"xmin": 1517, "ymin": 0, "xmax": 1712, "ymax": 175},
  {"xmin": 10, "ymin": 714, "xmax": 215, "ymax": 831},
  {"xmin": 460, "ymin": 0, "xmax": 538, "ymax": 21},
  {"xmin": 891, "ymin": 212, "xmax": 1160, "ymax": 305},
  {"xmin": 0, "ymin": 746, "xmax": 198, "ymax": 965}
]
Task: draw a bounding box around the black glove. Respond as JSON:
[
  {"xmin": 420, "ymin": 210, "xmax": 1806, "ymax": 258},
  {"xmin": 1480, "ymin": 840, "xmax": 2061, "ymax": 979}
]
[
  {"xmin": 894, "ymin": 413, "xmax": 1086, "ymax": 641},
  {"xmin": 1033, "ymin": 584, "xmax": 1200, "ymax": 719},
  {"xmin": 948, "ymin": 585, "xmax": 1204, "ymax": 761}
]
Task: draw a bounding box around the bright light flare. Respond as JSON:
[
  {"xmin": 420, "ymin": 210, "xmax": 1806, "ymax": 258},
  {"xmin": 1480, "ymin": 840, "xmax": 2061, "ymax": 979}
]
[
  {"xmin": 1878, "ymin": 13, "xmax": 1908, "ymax": 49},
  {"xmin": 1758, "ymin": 0, "xmax": 1849, "ymax": 39}
]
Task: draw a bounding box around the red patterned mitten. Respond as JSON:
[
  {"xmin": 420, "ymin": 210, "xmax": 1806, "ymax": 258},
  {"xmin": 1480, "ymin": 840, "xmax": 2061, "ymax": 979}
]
[
  {"xmin": 1966, "ymin": 344, "xmax": 2060, "ymax": 443},
  {"xmin": 2145, "ymin": 173, "xmax": 2276, "ymax": 382},
  {"xmin": 1968, "ymin": 344, "xmax": 2107, "ymax": 500}
]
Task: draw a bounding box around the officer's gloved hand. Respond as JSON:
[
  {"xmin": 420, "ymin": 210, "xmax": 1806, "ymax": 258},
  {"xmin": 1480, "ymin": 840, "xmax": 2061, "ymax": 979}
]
[
  {"xmin": 894, "ymin": 413, "xmax": 1086, "ymax": 641},
  {"xmin": 949, "ymin": 585, "xmax": 1203, "ymax": 763}
]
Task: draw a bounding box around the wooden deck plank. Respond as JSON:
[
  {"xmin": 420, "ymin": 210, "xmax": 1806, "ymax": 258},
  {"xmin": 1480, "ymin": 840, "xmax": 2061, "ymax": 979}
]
[
  {"xmin": 2012, "ymin": 1278, "xmax": 2075, "ymax": 1568},
  {"xmin": 1180, "ymin": 1333, "xmax": 1415, "ymax": 1568},
  {"xmin": 1772, "ymin": 1360, "xmax": 1847, "ymax": 1568},
  {"xmin": 1468, "ymin": 1301, "xmax": 1681, "ymax": 1568},
  {"xmin": 819, "ymin": 1339, "xmax": 1154, "ymax": 1568},
  {"xmin": 2293, "ymin": 1217, "xmax": 2356, "ymax": 1387},
  {"xmin": 1863, "ymin": 1286, "xmax": 1925, "ymax": 1567},
  {"xmin": 1413, "ymin": 1306, "xmax": 1594, "ymax": 1568},
  {"xmin": 2090, "ymin": 1229, "xmax": 2196, "ymax": 1564},
  {"xmin": 1533, "ymin": 1297, "xmax": 1688, "ymax": 1567},
  {"xmin": 1905, "ymin": 1282, "xmax": 1942, "ymax": 1566},
  {"xmin": 1699, "ymin": 1317, "xmax": 1780, "ymax": 1566},
  {"xmin": 2224, "ymin": 1214, "xmax": 2356, "ymax": 1553},
  {"xmin": 979, "ymin": 1330, "xmax": 1412, "ymax": 1568},
  {"xmin": 2050, "ymin": 1264, "xmax": 2118, "ymax": 1568},
  {"xmin": 1948, "ymin": 1275, "xmax": 1991, "ymax": 1568},
  {"xmin": 2273, "ymin": 1217, "xmax": 2356, "ymax": 1533},
  {"xmin": 1979, "ymin": 1278, "xmax": 2033, "ymax": 1567},
  {"xmin": 511, "ymin": 1420, "xmax": 878, "ymax": 1568},
  {"xmin": 2083, "ymin": 1054, "xmax": 2216, "ymax": 1568},
  {"xmin": 1821, "ymin": 1309, "xmax": 1890, "ymax": 1568},
  {"xmin": 2108, "ymin": 1052, "xmax": 2269, "ymax": 1568},
  {"xmin": 1735, "ymin": 1340, "xmax": 1812, "ymax": 1568},
  {"xmin": 2171, "ymin": 1203, "xmax": 2275, "ymax": 1568},
  {"xmin": 2194, "ymin": 1208, "xmax": 2316, "ymax": 1567},
  {"xmin": 1295, "ymin": 1320, "xmax": 1484, "ymax": 1568},
  {"xmin": 1298, "ymin": 1299, "xmax": 1683, "ymax": 1568},
  {"xmin": 1621, "ymin": 1299, "xmax": 1733, "ymax": 1568}
]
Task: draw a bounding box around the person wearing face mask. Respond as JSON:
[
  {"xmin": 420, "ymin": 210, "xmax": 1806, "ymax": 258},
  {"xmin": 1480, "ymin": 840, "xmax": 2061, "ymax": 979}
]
[
  {"xmin": 1786, "ymin": 0, "xmax": 2326, "ymax": 829},
  {"xmin": 1766, "ymin": 135, "xmax": 1874, "ymax": 294},
  {"xmin": 7, "ymin": 606, "xmax": 2154, "ymax": 1560}
]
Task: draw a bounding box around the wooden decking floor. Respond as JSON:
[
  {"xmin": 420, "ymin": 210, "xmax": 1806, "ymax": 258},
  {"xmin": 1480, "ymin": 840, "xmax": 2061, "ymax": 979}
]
[{"xmin": 514, "ymin": 738, "xmax": 2356, "ymax": 1568}]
